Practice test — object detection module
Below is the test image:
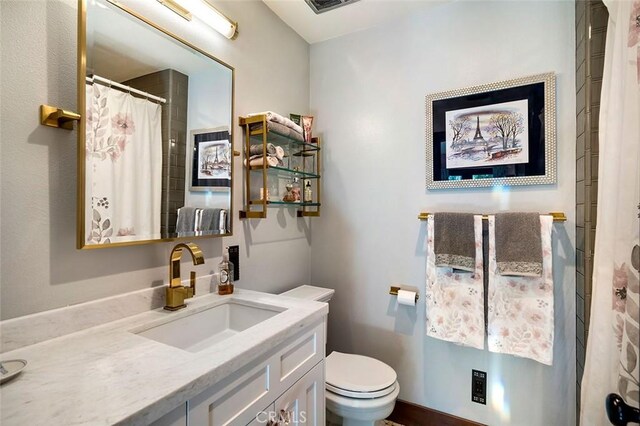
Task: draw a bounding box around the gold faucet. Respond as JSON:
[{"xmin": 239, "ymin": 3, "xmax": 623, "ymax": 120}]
[{"xmin": 165, "ymin": 243, "xmax": 205, "ymax": 311}]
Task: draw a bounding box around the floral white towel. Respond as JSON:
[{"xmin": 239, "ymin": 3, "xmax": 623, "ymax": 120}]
[
  {"xmin": 426, "ymin": 215, "xmax": 485, "ymax": 350},
  {"xmin": 487, "ymin": 215, "xmax": 554, "ymax": 365}
]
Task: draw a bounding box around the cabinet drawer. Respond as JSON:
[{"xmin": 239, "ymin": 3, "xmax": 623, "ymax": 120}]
[
  {"xmin": 274, "ymin": 322, "xmax": 324, "ymax": 395},
  {"xmin": 189, "ymin": 363, "xmax": 270, "ymax": 426}
]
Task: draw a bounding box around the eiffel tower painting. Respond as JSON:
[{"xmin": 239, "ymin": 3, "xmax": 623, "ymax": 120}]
[
  {"xmin": 445, "ymin": 99, "xmax": 530, "ymax": 170},
  {"xmin": 472, "ymin": 116, "xmax": 485, "ymax": 144}
]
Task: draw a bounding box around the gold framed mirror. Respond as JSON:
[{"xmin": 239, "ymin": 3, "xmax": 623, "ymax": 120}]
[{"xmin": 77, "ymin": 0, "xmax": 234, "ymax": 249}]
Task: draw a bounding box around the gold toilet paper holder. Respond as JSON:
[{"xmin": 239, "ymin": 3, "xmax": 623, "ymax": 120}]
[{"xmin": 389, "ymin": 286, "xmax": 419, "ymax": 302}]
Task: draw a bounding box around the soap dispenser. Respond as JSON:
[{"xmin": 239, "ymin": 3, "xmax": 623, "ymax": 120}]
[{"xmin": 217, "ymin": 247, "xmax": 234, "ymax": 295}]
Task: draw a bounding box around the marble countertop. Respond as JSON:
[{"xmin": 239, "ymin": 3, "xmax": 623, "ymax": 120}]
[{"xmin": 0, "ymin": 289, "xmax": 328, "ymax": 425}]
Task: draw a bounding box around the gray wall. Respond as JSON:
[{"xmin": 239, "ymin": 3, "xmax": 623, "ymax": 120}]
[
  {"xmin": 574, "ymin": 0, "xmax": 607, "ymax": 415},
  {"xmin": 309, "ymin": 1, "xmax": 576, "ymax": 425},
  {"xmin": 0, "ymin": 0, "xmax": 311, "ymax": 319}
]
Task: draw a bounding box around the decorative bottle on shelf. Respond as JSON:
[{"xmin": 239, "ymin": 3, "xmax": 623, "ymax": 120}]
[
  {"xmin": 217, "ymin": 247, "xmax": 234, "ymax": 295},
  {"xmin": 283, "ymin": 178, "xmax": 301, "ymax": 202},
  {"xmin": 304, "ymin": 180, "xmax": 312, "ymax": 202}
]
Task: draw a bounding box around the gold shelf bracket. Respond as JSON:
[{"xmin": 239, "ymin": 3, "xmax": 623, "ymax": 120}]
[
  {"xmin": 417, "ymin": 211, "xmax": 567, "ymax": 222},
  {"xmin": 40, "ymin": 105, "xmax": 81, "ymax": 130}
]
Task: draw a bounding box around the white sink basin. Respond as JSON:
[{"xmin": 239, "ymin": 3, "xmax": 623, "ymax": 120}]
[{"xmin": 134, "ymin": 301, "xmax": 284, "ymax": 352}]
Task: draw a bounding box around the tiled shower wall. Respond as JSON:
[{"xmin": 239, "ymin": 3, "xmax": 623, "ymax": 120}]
[
  {"xmin": 575, "ymin": 0, "xmax": 608, "ymax": 415},
  {"xmin": 124, "ymin": 69, "xmax": 189, "ymax": 236}
]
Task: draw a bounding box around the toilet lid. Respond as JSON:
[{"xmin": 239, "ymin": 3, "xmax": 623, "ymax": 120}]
[{"xmin": 326, "ymin": 352, "xmax": 397, "ymax": 397}]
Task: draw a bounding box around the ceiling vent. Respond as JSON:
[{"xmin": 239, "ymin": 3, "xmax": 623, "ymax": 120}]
[{"xmin": 304, "ymin": 0, "xmax": 360, "ymax": 14}]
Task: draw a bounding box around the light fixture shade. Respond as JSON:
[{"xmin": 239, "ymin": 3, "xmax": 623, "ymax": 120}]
[
  {"xmin": 158, "ymin": 0, "xmax": 238, "ymax": 39},
  {"xmin": 199, "ymin": 0, "xmax": 237, "ymax": 39},
  {"xmin": 156, "ymin": 0, "xmax": 192, "ymax": 21}
]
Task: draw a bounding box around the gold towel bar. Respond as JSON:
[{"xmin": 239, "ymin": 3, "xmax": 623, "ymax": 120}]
[
  {"xmin": 389, "ymin": 286, "xmax": 419, "ymax": 302},
  {"xmin": 40, "ymin": 105, "xmax": 81, "ymax": 130},
  {"xmin": 417, "ymin": 212, "xmax": 567, "ymax": 222}
]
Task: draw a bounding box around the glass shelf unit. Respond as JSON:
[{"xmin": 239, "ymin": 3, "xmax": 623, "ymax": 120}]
[
  {"xmin": 248, "ymin": 131, "xmax": 319, "ymax": 154},
  {"xmin": 239, "ymin": 114, "xmax": 322, "ymax": 219},
  {"xmin": 249, "ymin": 165, "xmax": 320, "ymax": 179}
]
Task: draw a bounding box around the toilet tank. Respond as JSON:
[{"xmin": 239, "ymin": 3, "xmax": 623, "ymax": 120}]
[{"xmin": 279, "ymin": 285, "xmax": 335, "ymax": 303}]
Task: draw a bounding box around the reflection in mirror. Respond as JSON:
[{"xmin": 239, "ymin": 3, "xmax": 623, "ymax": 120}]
[{"xmin": 80, "ymin": 0, "xmax": 233, "ymax": 248}]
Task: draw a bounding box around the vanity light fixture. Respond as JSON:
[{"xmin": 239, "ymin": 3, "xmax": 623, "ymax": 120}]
[
  {"xmin": 156, "ymin": 0, "xmax": 238, "ymax": 39},
  {"xmin": 157, "ymin": 0, "xmax": 192, "ymax": 21}
]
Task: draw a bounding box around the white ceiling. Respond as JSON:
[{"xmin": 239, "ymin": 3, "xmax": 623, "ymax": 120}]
[{"xmin": 262, "ymin": 0, "xmax": 449, "ymax": 44}]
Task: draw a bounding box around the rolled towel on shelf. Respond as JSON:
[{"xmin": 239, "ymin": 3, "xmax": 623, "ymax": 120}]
[
  {"xmin": 274, "ymin": 145, "xmax": 285, "ymax": 161},
  {"xmin": 267, "ymin": 120, "xmax": 304, "ymax": 142},
  {"xmin": 244, "ymin": 156, "xmax": 279, "ymax": 167},
  {"xmin": 250, "ymin": 119, "xmax": 304, "ymax": 142},
  {"xmin": 433, "ymin": 212, "xmax": 476, "ymax": 272},
  {"xmin": 495, "ymin": 212, "xmax": 542, "ymax": 276},
  {"xmin": 249, "ymin": 143, "xmax": 277, "ymax": 157},
  {"xmin": 246, "ymin": 111, "xmax": 304, "ymax": 135}
]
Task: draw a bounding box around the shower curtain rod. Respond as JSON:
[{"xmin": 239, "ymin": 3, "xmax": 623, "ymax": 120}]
[{"xmin": 86, "ymin": 75, "xmax": 167, "ymax": 104}]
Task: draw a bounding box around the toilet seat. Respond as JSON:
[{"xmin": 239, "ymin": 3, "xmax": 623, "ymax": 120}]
[
  {"xmin": 326, "ymin": 352, "xmax": 397, "ymax": 399},
  {"xmin": 327, "ymin": 382, "xmax": 397, "ymax": 399}
]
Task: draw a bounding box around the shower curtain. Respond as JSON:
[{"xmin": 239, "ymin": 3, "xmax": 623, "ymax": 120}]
[
  {"xmin": 580, "ymin": 0, "xmax": 640, "ymax": 424},
  {"xmin": 85, "ymin": 83, "xmax": 162, "ymax": 244}
]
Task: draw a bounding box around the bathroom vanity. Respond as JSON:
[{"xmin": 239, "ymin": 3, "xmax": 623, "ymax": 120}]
[
  {"xmin": 0, "ymin": 290, "xmax": 327, "ymax": 425},
  {"xmin": 0, "ymin": 1, "xmax": 332, "ymax": 422}
]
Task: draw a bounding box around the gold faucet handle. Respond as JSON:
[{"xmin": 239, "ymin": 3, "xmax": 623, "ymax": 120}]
[{"xmin": 188, "ymin": 271, "xmax": 197, "ymax": 297}]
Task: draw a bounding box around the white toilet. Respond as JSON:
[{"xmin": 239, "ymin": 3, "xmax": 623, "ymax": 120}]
[{"xmin": 280, "ymin": 285, "xmax": 400, "ymax": 426}]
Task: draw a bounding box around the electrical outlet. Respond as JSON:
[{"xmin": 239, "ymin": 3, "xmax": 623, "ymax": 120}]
[
  {"xmin": 228, "ymin": 245, "xmax": 239, "ymax": 281},
  {"xmin": 472, "ymin": 369, "xmax": 486, "ymax": 405}
]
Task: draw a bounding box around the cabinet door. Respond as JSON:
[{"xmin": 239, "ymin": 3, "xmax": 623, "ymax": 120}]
[
  {"xmin": 246, "ymin": 403, "xmax": 274, "ymax": 426},
  {"xmin": 149, "ymin": 403, "xmax": 187, "ymax": 426},
  {"xmin": 274, "ymin": 361, "xmax": 324, "ymax": 426}
]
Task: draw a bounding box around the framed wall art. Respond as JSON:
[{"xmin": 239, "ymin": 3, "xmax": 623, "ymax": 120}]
[
  {"xmin": 190, "ymin": 128, "xmax": 232, "ymax": 191},
  {"xmin": 425, "ymin": 72, "xmax": 556, "ymax": 189}
]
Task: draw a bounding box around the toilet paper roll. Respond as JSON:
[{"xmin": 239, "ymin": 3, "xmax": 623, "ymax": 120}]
[{"xmin": 397, "ymin": 289, "xmax": 417, "ymax": 307}]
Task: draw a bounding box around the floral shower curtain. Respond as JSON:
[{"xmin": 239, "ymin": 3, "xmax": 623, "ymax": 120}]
[
  {"xmin": 85, "ymin": 82, "xmax": 162, "ymax": 244},
  {"xmin": 580, "ymin": 1, "xmax": 640, "ymax": 424}
]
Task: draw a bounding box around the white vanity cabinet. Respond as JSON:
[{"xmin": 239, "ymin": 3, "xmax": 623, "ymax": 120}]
[
  {"xmin": 273, "ymin": 361, "xmax": 325, "ymax": 426},
  {"xmin": 154, "ymin": 319, "xmax": 325, "ymax": 426}
]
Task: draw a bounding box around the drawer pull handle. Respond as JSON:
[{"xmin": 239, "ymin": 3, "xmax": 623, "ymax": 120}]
[{"xmin": 277, "ymin": 409, "xmax": 294, "ymax": 425}]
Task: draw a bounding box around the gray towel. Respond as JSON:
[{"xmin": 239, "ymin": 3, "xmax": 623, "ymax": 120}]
[
  {"xmin": 249, "ymin": 143, "xmax": 277, "ymax": 157},
  {"xmin": 199, "ymin": 208, "xmax": 221, "ymax": 232},
  {"xmin": 434, "ymin": 213, "xmax": 476, "ymax": 272},
  {"xmin": 495, "ymin": 213, "xmax": 542, "ymax": 276},
  {"xmin": 176, "ymin": 207, "xmax": 196, "ymax": 233}
]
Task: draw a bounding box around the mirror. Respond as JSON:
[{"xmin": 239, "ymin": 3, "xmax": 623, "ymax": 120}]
[{"xmin": 78, "ymin": 0, "xmax": 234, "ymax": 248}]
